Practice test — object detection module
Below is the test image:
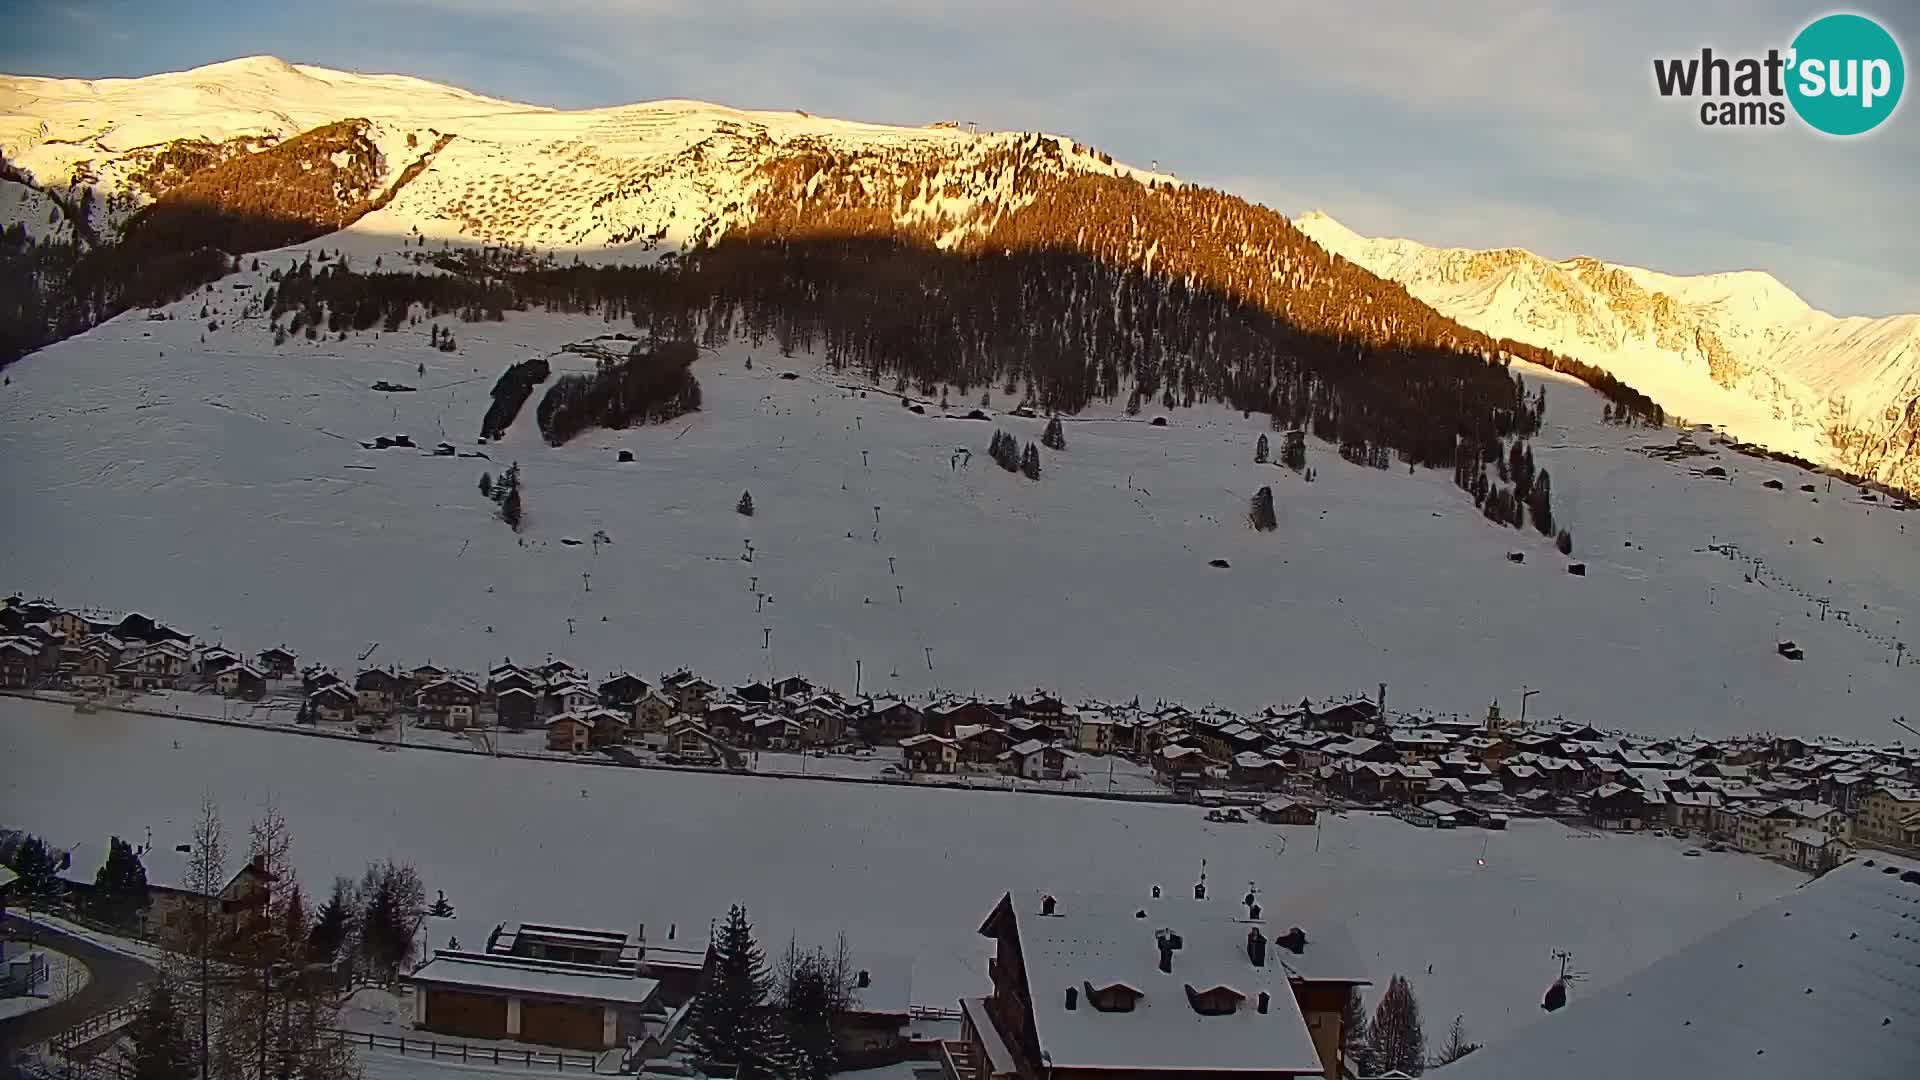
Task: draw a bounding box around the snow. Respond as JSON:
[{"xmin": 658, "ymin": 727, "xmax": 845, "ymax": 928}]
[
  {"xmin": 0, "ymin": 944, "xmax": 89, "ymax": 1021},
  {"xmin": 410, "ymin": 953, "xmax": 660, "ymax": 1006},
  {"xmin": 0, "ymin": 695, "xmax": 1808, "ymax": 1045},
  {"xmin": 1440, "ymin": 858, "xmax": 1920, "ymax": 1080},
  {"xmin": 1294, "ymin": 211, "xmax": 1920, "ymax": 492},
  {"xmin": 4, "ymin": 293, "xmax": 1912, "ymax": 741}
]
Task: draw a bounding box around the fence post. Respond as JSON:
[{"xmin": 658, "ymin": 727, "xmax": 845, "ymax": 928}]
[{"xmin": 399, "ymin": 1037, "xmax": 406, "ymax": 1055}]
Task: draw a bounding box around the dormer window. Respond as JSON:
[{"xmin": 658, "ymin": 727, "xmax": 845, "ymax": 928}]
[
  {"xmin": 1183, "ymin": 983, "xmax": 1245, "ymax": 1016},
  {"xmin": 1084, "ymin": 980, "xmax": 1144, "ymax": 1013}
]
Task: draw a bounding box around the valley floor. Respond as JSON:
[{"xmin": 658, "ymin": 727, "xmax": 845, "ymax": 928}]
[{"xmin": 0, "ymin": 695, "xmax": 1806, "ymax": 1047}]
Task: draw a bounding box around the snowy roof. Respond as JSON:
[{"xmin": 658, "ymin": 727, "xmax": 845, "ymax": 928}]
[
  {"xmin": 1009, "ymin": 739, "xmax": 1051, "ymax": 757},
  {"xmin": 408, "ymin": 951, "xmax": 661, "ymax": 1006},
  {"xmin": 1439, "ymin": 859, "xmax": 1920, "ymax": 1080},
  {"xmin": 0, "ymin": 866, "xmax": 14, "ymax": 890},
  {"xmin": 1233, "ymin": 751, "xmax": 1279, "ymax": 769},
  {"xmin": 1783, "ymin": 827, "xmax": 1840, "ymax": 849},
  {"xmin": 495, "ymin": 686, "xmax": 538, "ymax": 699},
  {"xmin": 60, "ymin": 839, "xmax": 195, "ymax": 893},
  {"xmin": 1418, "ymin": 800, "xmax": 1464, "ymax": 817},
  {"xmin": 1005, "ymin": 894, "xmax": 1327, "ymax": 1075}
]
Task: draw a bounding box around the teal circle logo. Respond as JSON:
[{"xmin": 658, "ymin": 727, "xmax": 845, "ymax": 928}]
[{"xmin": 1787, "ymin": 13, "xmax": 1905, "ymax": 135}]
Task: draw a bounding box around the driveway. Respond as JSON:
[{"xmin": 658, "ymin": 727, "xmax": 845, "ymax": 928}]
[{"xmin": 0, "ymin": 915, "xmax": 155, "ymax": 1060}]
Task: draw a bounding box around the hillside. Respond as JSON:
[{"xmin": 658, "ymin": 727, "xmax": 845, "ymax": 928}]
[{"xmin": 1294, "ymin": 212, "xmax": 1920, "ymax": 495}]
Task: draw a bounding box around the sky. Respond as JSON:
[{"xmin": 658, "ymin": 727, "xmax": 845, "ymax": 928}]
[{"xmin": 4, "ymin": 0, "xmax": 1916, "ymax": 316}]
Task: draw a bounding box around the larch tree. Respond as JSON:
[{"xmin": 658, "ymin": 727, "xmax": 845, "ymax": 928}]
[
  {"xmin": 1365, "ymin": 974, "xmax": 1427, "ymax": 1076},
  {"xmin": 1432, "ymin": 1013, "xmax": 1481, "ymax": 1067}
]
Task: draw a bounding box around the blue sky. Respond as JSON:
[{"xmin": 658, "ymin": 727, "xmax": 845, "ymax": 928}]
[{"xmin": 5, "ymin": 0, "xmax": 1915, "ymax": 315}]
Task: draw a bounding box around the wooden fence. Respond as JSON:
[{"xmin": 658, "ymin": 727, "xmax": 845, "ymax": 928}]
[{"xmin": 320, "ymin": 1028, "xmax": 601, "ymax": 1071}]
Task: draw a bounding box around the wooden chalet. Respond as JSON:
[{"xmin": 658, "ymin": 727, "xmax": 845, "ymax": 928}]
[
  {"xmin": 495, "ymin": 686, "xmax": 541, "ymax": 729},
  {"xmin": 901, "ymin": 734, "xmax": 960, "ymax": 773},
  {"xmin": 355, "ymin": 668, "xmax": 402, "ymax": 715},
  {"xmin": 256, "ymin": 647, "xmax": 298, "ymax": 679},
  {"xmin": 417, "ymin": 677, "xmax": 482, "ymax": 729},
  {"xmin": 307, "ymin": 683, "xmax": 356, "ymax": 723}
]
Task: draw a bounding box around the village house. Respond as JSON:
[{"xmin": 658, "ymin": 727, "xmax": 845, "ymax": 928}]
[
  {"xmin": 495, "ymin": 686, "xmax": 541, "ymax": 729},
  {"xmin": 955, "ymin": 724, "xmax": 1012, "ymax": 766},
  {"xmin": 1075, "ymin": 715, "xmax": 1116, "ymax": 755},
  {"xmin": 631, "ymin": 687, "xmax": 676, "ymax": 733},
  {"xmin": 410, "ymin": 664, "xmax": 448, "ymax": 689},
  {"xmin": 662, "ymin": 670, "xmax": 718, "ymax": 713},
  {"xmin": 407, "ymin": 947, "xmax": 664, "ymax": 1051},
  {"xmin": 1305, "ymin": 697, "xmax": 1380, "ymax": 736},
  {"xmin": 1782, "ymin": 827, "xmax": 1847, "ymax": 873},
  {"xmin": 856, "ymin": 699, "xmax": 925, "ymax": 744},
  {"xmin": 115, "ymin": 639, "xmax": 193, "ymax": 690},
  {"xmin": 1404, "ymin": 800, "xmax": 1464, "ymax": 828},
  {"xmin": 791, "ymin": 702, "xmax": 846, "ymax": 745},
  {"xmin": 417, "ymin": 677, "xmax": 482, "ymax": 730},
  {"xmin": 547, "ymin": 712, "xmax": 594, "ymax": 753},
  {"xmin": 1586, "ymin": 784, "xmax": 1647, "ymax": 831},
  {"xmin": 197, "ymin": 645, "xmax": 241, "ymax": 677},
  {"xmin": 1859, "ymin": 784, "xmax": 1920, "ymax": 846},
  {"xmin": 902, "ymin": 734, "xmax": 961, "ymax": 774},
  {"xmin": 597, "ymin": 672, "xmax": 651, "ymax": 709},
  {"xmin": 307, "ymin": 683, "xmax": 356, "ymax": 723},
  {"xmin": 927, "ymin": 699, "xmax": 1006, "ymax": 738},
  {"xmin": 1003, "ymin": 740, "xmax": 1070, "ymax": 781},
  {"xmin": 355, "ymin": 668, "xmax": 402, "ymax": 716},
  {"xmin": 701, "ymin": 702, "xmax": 750, "ymax": 743},
  {"xmin": 545, "ymin": 680, "xmax": 600, "ymax": 718},
  {"xmin": 1154, "ymin": 744, "xmax": 1209, "ymax": 785},
  {"xmin": 663, "ymin": 717, "xmax": 723, "ymax": 761},
  {"xmin": 945, "ymin": 890, "xmax": 1368, "ymax": 1080},
  {"xmin": 747, "ymin": 711, "xmax": 809, "ymax": 750},
  {"xmin": 256, "ymin": 647, "xmax": 297, "ymax": 679},
  {"xmin": 1230, "ymin": 753, "xmax": 1289, "ymax": 790},
  {"xmin": 1665, "ymin": 790, "xmax": 1722, "ymax": 833},
  {"xmin": 58, "ymin": 841, "xmax": 273, "ymax": 940},
  {"xmin": 215, "ymin": 663, "xmax": 267, "ymax": 701},
  {"xmin": 1257, "ymin": 798, "xmax": 1318, "ymax": 826},
  {"xmin": 0, "ymin": 637, "xmax": 48, "ymax": 688},
  {"xmin": 487, "ymin": 666, "xmax": 539, "ymax": 696}
]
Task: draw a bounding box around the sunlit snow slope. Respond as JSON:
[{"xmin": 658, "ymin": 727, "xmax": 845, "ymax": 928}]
[
  {"xmin": 1, "ymin": 247, "xmax": 1915, "ymax": 741},
  {"xmin": 1296, "ymin": 212, "xmax": 1920, "ymax": 495}
]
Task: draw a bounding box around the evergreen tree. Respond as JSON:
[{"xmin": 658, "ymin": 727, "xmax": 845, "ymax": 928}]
[
  {"xmin": 1556, "ymin": 528, "xmax": 1574, "ymax": 556},
  {"xmin": 1021, "ymin": 442, "xmax": 1041, "ymax": 480},
  {"xmin": 737, "ymin": 491, "xmax": 755, "ymax": 516},
  {"xmin": 8, "ymin": 835, "xmax": 62, "ymax": 909},
  {"xmin": 1365, "ymin": 974, "xmax": 1427, "ymax": 1075},
  {"xmin": 357, "ymin": 860, "xmax": 426, "ymax": 981},
  {"xmin": 93, "ymin": 835, "xmax": 150, "ymax": 928},
  {"xmin": 502, "ymin": 486, "xmax": 523, "ymax": 531},
  {"xmin": 1249, "ymin": 486, "xmax": 1277, "ymax": 531},
  {"xmin": 1255, "ymin": 433, "xmax": 1269, "ymax": 464},
  {"xmin": 478, "ymin": 472, "xmax": 493, "ymax": 498},
  {"xmin": 1432, "ymin": 1014, "xmax": 1481, "ymax": 1066},
  {"xmin": 127, "ymin": 978, "xmax": 195, "ymax": 1080},
  {"xmin": 1342, "ymin": 989, "xmax": 1372, "ymax": 1076},
  {"xmin": 308, "ymin": 878, "xmax": 353, "ymax": 965},
  {"xmin": 686, "ymin": 905, "xmax": 784, "ymax": 1072},
  {"xmin": 428, "ymin": 889, "xmax": 455, "ymax": 919},
  {"xmin": 1528, "ymin": 469, "xmax": 1554, "ymax": 536},
  {"xmin": 1042, "ymin": 416, "xmax": 1066, "ymax": 450}
]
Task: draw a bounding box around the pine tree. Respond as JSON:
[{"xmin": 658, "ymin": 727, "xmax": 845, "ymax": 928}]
[
  {"xmin": 1255, "ymin": 433, "xmax": 1269, "ymax": 464},
  {"xmin": 737, "ymin": 491, "xmax": 755, "ymax": 516},
  {"xmin": 1342, "ymin": 989, "xmax": 1372, "ymax": 1076},
  {"xmin": 1365, "ymin": 974, "xmax": 1426, "ymax": 1075},
  {"xmin": 1528, "ymin": 469, "xmax": 1554, "ymax": 536},
  {"xmin": 1432, "ymin": 1014, "xmax": 1481, "ymax": 1066},
  {"xmin": 687, "ymin": 905, "xmax": 784, "ymax": 1071},
  {"xmin": 1249, "ymin": 486, "xmax": 1277, "ymax": 531},
  {"xmin": 1021, "ymin": 442, "xmax": 1041, "ymax": 480},
  {"xmin": 128, "ymin": 978, "xmax": 196, "ymax": 1080},
  {"xmin": 478, "ymin": 472, "xmax": 493, "ymax": 498},
  {"xmin": 93, "ymin": 835, "xmax": 150, "ymax": 928},
  {"xmin": 1556, "ymin": 528, "xmax": 1574, "ymax": 556},
  {"xmin": 9, "ymin": 835, "xmax": 61, "ymax": 909},
  {"xmin": 1042, "ymin": 416, "xmax": 1066, "ymax": 450}
]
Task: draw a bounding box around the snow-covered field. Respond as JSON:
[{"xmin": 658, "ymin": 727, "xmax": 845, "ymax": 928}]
[
  {"xmin": 1, "ymin": 696, "xmax": 1806, "ymax": 1044},
  {"xmin": 1, "ymin": 251, "xmax": 1915, "ymax": 740}
]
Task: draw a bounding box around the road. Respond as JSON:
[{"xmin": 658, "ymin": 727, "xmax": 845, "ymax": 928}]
[{"xmin": 0, "ymin": 915, "xmax": 155, "ymax": 1064}]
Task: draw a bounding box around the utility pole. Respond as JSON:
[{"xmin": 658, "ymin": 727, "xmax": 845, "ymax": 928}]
[
  {"xmin": 855, "ymin": 659, "xmax": 862, "ymax": 697},
  {"xmin": 924, "ymin": 646, "xmax": 934, "ymax": 671}
]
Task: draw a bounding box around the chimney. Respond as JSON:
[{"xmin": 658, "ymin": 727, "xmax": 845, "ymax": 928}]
[
  {"xmin": 1247, "ymin": 927, "xmax": 1267, "ymax": 968},
  {"xmin": 1156, "ymin": 931, "xmax": 1175, "ymax": 974},
  {"xmin": 1249, "ymin": 902, "xmax": 1262, "ymax": 921},
  {"xmin": 1042, "ymin": 894, "xmax": 1057, "ymax": 916},
  {"xmin": 1276, "ymin": 927, "xmax": 1307, "ymax": 955},
  {"xmin": 857, "ymin": 970, "xmax": 871, "ymax": 989},
  {"xmin": 1257, "ymin": 991, "xmax": 1270, "ymax": 1015},
  {"xmin": 1194, "ymin": 881, "xmax": 1207, "ymax": 901},
  {"xmin": 1151, "ymin": 884, "xmax": 1162, "ymax": 899},
  {"xmin": 1065, "ymin": 986, "xmax": 1078, "ymax": 1011}
]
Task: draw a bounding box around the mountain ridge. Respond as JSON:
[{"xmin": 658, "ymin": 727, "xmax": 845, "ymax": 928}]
[{"xmin": 1294, "ymin": 211, "xmax": 1920, "ymax": 494}]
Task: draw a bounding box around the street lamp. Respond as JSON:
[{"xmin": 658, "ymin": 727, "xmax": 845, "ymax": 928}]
[{"xmin": 1520, "ymin": 687, "xmax": 1540, "ymax": 726}]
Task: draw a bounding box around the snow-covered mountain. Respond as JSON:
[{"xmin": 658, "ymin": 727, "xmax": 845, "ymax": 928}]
[
  {"xmin": 1294, "ymin": 211, "xmax": 1920, "ymax": 494},
  {"xmin": 0, "ymin": 55, "xmax": 1167, "ymax": 256}
]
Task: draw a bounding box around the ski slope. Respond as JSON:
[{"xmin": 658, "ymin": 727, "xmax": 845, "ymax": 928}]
[
  {"xmin": 0, "ymin": 696, "xmax": 1807, "ymax": 1045},
  {"xmin": 1, "ymin": 244, "xmax": 1916, "ymax": 740}
]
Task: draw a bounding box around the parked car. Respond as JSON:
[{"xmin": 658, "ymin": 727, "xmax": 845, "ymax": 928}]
[{"xmin": 1683, "ymin": 848, "xmax": 1703, "ymax": 857}]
